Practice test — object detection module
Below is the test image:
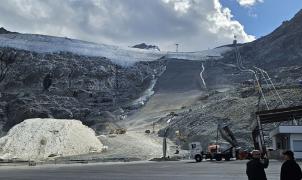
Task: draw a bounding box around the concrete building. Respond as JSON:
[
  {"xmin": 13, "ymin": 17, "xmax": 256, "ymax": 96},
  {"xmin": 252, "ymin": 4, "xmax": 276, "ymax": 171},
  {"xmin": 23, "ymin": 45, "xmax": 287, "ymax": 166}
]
[
  {"xmin": 255, "ymin": 105, "xmax": 302, "ymax": 159},
  {"xmin": 270, "ymin": 126, "xmax": 302, "ymax": 159}
]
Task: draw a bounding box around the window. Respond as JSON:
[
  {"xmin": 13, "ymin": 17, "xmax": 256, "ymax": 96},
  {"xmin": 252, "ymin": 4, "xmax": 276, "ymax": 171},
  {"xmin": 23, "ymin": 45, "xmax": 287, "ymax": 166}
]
[
  {"xmin": 191, "ymin": 144, "xmax": 196, "ymax": 149},
  {"xmin": 293, "ymin": 140, "xmax": 302, "ymax": 152}
]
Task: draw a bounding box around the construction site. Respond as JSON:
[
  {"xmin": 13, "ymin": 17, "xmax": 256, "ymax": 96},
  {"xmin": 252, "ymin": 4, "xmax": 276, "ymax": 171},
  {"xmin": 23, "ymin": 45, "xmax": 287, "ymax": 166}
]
[
  {"xmin": 0, "ymin": 2, "xmax": 301, "ymax": 180},
  {"xmin": 0, "ymin": 34, "xmax": 301, "ymax": 165}
]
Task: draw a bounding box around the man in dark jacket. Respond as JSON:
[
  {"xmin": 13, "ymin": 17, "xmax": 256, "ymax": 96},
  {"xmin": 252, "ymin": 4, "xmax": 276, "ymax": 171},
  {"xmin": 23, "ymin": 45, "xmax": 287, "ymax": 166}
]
[
  {"xmin": 281, "ymin": 150, "xmax": 302, "ymax": 180},
  {"xmin": 246, "ymin": 150, "xmax": 269, "ymax": 180}
]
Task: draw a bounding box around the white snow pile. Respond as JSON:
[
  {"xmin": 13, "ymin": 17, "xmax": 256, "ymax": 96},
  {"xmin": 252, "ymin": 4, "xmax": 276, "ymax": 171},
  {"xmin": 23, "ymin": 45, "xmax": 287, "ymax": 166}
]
[
  {"xmin": 0, "ymin": 33, "xmax": 164, "ymax": 66},
  {"xmin": 165, "ymin": 46, "xmax": 232, "ymax": 60},
  {"xmin": 0, "ymin": 118, "xmax": 104, "ymax": 161}
]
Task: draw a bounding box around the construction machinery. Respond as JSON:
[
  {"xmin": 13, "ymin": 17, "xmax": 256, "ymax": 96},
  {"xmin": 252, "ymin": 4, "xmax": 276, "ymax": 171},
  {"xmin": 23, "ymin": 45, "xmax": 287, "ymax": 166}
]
[{"xmin": 189, "ymin": 123, "xmax": 239, "ymax": 162}]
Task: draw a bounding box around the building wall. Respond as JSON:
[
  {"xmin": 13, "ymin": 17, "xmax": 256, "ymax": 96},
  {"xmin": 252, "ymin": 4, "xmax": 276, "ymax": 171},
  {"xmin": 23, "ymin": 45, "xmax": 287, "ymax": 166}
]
[
  {"xmin": 290, "ymin": 134, "xmax": 302, "ymax": 159},
  {"xmin": 272, "ymin": 136, "xmax": 277, "ymax": 150},
  {"xmin": 272, "ymin": 134, "xmax": 290, "ymax": 150}
]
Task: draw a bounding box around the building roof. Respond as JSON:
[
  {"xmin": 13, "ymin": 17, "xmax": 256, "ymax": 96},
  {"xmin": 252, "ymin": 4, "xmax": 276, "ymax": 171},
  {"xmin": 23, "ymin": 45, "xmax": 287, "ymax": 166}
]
[
  {"xmin": 270, "ymin": 126, "xmax": 302, "ymax": 137},
  {"xmin": 256, "ymin": 105, "xmax": 302, "ymax": 124}
]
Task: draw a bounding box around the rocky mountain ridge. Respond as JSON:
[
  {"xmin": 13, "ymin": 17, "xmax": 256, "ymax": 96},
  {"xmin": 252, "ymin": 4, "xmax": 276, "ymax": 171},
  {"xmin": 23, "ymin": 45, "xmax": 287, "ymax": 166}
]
[
  {"xmin": 156, "ymin": 9, "xmax": 302, "ymax": 149},
  {"xmin": 132, "ymin": 43, "xmax": 160, "ymax": 51},
  {"xmin": 0, "ymin": 46, "xmax": 165, "ymax": 134},
  {"xmin": 0, "ymin": 27, "xmax": 17, "ymax": 34}
]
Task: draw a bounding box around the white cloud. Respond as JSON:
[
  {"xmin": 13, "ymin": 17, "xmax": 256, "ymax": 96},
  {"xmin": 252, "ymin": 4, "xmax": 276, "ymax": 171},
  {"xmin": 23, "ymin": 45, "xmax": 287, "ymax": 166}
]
[
  {"xmin": 0, "ymin": 0, "xmax": 255, "ymax": 51},
  {"xmin": 207, "ymin": 0, "xmax": 255, "ymax": 42},
  {"xmin": 237, "ymin": 0, "xmax": 264, "ymax": 7},
  {"xmin": 163, "ymin": 0, "xmax": 191, "ymax": 13}
]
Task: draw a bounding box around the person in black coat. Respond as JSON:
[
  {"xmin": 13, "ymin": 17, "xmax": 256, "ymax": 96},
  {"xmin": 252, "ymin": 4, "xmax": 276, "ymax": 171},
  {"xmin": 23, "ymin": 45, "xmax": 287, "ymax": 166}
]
[
  {"xmin": 246, "ymin": 150, "xmax": 269, "ymax": 180},
  {"xmin": 281, "ymin": 150, "xmax": 302, "ymax": 180}
]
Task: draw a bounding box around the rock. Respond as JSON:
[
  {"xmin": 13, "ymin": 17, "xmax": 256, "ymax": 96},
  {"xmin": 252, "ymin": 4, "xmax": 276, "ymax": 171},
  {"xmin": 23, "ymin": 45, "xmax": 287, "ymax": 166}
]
[
  {"xmin": 50, "ymin": 107, "xmax": 73, "ymax": 119},
  {"xmin": 0, "ymin": 47, "xmax": 165, "ymax": 132},
  {"xmin": 132, "ymin": 43, "xmax": 160, "ymax": 51},
  {"xmin": 0, "ymin": 27, "xmax": 17, "ymax": 34},
  {"xmin": 4, "ymin": 98, "xmax": 50, "ymax": 131},
  {"xmin": 222, "ymin": 9, "xmax": 302, "ymax": 69}
]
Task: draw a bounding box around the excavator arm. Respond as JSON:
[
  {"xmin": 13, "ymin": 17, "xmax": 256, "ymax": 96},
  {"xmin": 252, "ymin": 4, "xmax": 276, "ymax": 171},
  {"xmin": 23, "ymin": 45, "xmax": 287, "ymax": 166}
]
[{"xmin": 218, "ymin": 124, "xmax": 239, "ymax": 148}]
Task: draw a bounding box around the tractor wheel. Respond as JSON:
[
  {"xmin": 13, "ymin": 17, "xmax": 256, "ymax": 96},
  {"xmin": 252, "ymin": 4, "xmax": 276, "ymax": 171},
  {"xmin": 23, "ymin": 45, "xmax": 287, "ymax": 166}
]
[
  {"xmin": 215, "ymin": 154, "xmax": 222, "ymax": 161},
  {"xmin": 195, "ymin": 155, "xmax": 202, "ymax": 162},
  {"xmin": 225, "ymin": 155, "xmax": 231, "ymax": 161}
]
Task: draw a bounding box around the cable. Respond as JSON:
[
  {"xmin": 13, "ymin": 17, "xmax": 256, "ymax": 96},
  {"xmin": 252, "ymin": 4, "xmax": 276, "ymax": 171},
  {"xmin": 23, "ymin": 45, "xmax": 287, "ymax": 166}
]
[
  {"xmin": 234, "ymin": 46, "xmax": 270, "ymax": 110},
  {"xmin": 256, "ymin": 67, "xmax": 285, "ymax": 106}
]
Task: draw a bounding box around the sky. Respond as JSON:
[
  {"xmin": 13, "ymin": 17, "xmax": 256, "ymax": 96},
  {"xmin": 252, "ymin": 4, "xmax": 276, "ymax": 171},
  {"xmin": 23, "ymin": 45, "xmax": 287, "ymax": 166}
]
[{"xmin": 0, "ymin": 0, "xmax": 301, "ymax": 52}]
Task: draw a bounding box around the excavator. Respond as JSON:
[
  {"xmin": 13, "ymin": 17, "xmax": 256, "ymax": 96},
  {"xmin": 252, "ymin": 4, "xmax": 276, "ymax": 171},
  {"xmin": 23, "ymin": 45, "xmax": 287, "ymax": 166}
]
[{"xmin": 189, "ymin": 123, "xmax": 240, "ymax": 162}]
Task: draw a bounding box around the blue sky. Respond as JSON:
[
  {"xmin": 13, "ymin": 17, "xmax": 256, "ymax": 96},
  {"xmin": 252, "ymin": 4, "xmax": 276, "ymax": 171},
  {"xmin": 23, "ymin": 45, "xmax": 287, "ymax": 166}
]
[{"xmin": 221, "ymin": 0, "xmax": 302, "ymax": 38}]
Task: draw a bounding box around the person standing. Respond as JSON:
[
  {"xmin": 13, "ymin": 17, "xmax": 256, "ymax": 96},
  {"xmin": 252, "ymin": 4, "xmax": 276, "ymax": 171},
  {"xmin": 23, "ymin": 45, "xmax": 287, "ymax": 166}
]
[
  {"xmin": 281, "ymin": 150, "xmax": 302, "ymax": 180},
  {"xmin": 246, "ymin": 150, "xmax": 269, "ymax": 180}
]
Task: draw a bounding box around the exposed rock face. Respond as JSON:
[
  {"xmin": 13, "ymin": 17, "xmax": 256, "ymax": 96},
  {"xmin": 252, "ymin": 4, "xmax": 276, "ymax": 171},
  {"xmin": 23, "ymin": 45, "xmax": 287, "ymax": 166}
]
[
  {"xmin": 0, "ymin": 27, "xmax": 17, "ymax": 34},
  {"xmin": 223, "ymin": 9, "xmax": 302, "ymax": 69},
  {"xmin": 132, "ymin": 43, "xmax": 160, "ymax": 51},
  {"xmin": 0, "ymin": 118, "xmax": 103, "ymax": 160},
  {"xmin": 0, "ymin": 47, "xmax": 165, "ymax": 132},
  {"xmin": 156, "ymin": 9, "xmax": 302, "ymax": 149},
  {"xmin": 158, "ymin": 85, "xmax": 302, "ymax": 149}
]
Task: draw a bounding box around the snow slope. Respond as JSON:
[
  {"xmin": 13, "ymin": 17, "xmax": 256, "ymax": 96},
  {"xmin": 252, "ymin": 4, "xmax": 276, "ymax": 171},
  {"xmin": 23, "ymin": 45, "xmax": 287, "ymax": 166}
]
[
  {"xmin": 0, "ymin": 118, "xmax": 104, "ymax": 161},
  {"xmin": 0, "ymin": 33, "xmax": 164, "ymax": 66},
  {"xmin": 165, "ymin": 46, "xmax": 232, "ymax": 60},
  {"xmin": 0, "ymin": 33, "xmax": 231, "ymax": 66}
]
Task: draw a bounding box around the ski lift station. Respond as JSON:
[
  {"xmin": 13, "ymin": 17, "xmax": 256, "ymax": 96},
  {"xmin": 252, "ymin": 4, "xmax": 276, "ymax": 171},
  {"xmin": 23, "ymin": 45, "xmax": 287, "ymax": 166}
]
[{"xmin": 256, "ymin": 106, "xmax": 302, "ymax": 159}]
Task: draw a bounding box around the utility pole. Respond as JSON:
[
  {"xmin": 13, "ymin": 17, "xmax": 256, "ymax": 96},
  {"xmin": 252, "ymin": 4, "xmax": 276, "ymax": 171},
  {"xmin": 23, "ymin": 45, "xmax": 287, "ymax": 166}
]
[
  {"xmin": 216, "ymin": 123, "xmax": 219, "ymax": 153},
  {"xmin": 113, "ymin": 64, "xmax": 119, "ymax": 108},
  {"xmin": 175, "ymin": 43, "xmax": 179, "ymax": 59},
  {"xmin": 163, "ymin": 127, "xmax": 169, "ymax": 159},
  {"xmin": 233, "ymin": 35, "xmax": 237, "ymax": 45},
  {"xmin": 152, "ymin": 122, "xmax": 155, "ymax": 133},
  {"xmin": 175, "ymin": 43, "xmax": 179, "ymax": 53}
]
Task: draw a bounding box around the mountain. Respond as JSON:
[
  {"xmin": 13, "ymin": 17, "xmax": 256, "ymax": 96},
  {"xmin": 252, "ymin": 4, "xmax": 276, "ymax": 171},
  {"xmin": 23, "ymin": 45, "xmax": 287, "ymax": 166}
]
[
  {"xmin": 0, "ymin": 33, "xmax": 167, "ymax": 132},
  {"xmin": 0, "ymin": 33, "xmax": 164, "ymax": 66},
  {"xmin": 156, "ymin": 9, "xmax": 302, "ymax": 149},
  {"xmin": 132, "ymin": 43, "xmax": 160, "ymax": 51},
  {"xmin": 0, "ymin": 8, "xmax": 301, "ymax": 158},
  {"xmin": 225, "ymin": 9, "xmax": 302, "ymax": 68},
  {"xmin": 0, "ymin": 27, "xmax": 17, "ymax": 34}
]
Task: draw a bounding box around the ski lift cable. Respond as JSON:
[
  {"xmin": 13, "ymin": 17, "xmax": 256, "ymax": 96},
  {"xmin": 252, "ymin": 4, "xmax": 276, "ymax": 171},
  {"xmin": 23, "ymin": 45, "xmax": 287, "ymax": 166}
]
[
  {"xmin": 254, "ymin": 66, "xmax": 286, "ymax": 109},
  {"xmin": 234, "ymin": 46, "xmax": 270, "ymax": 110},
  {"xmin": 250, "ymin": 69, "xmax": 270, "ymax": 110},
  {"xmin": 235, "ymin": 46, "xmax": 269, "ymax": 109},
  {"xmin": 254, "ymin": 67, "xmax": 284, "ymax": 105},
  {"xmin": 237, "ymin": 46, "xmax": 246, "ymax": 70},
  {"xmin": 260, "ymin": 69, "xmax": 285, "ymax": 106},
  {"xmin": 253, "ymin": 67, "xmax": 279, "ymax": 104}
]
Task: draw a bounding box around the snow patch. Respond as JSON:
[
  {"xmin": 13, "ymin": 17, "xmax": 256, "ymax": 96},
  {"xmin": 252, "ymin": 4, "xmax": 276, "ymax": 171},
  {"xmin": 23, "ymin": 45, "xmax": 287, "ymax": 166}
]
[
  {"xmin": 0, "ymin": 34, "xmax": 164, "ymax": 66},
  {"xmin": 0, "ymin": 118, "xmax": 104, "ymax": 161},
  {"xmin": 165, "ymin": 47, "xmax": 232, "ymax": 60},
  {"xmin": 0, "ymin": 33, "xmax": 231, "ymax": 66},
  {"xmin": 131, "ymin": 77, "xmax": 157, "ymax": 106}
]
